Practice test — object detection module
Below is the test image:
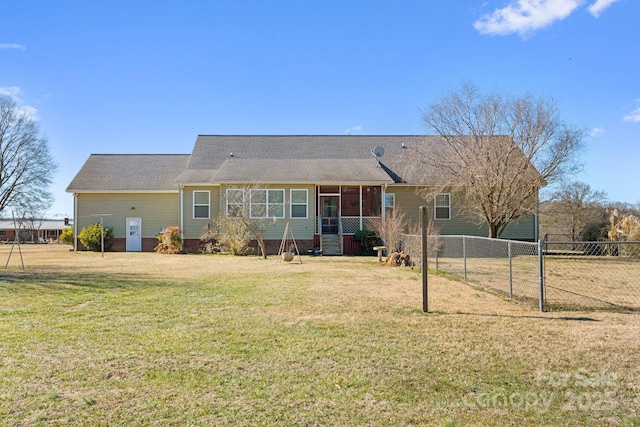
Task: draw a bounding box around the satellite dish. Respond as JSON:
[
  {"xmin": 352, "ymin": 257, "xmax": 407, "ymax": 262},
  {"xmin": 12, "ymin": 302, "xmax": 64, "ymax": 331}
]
[{"xmin": 373, "ymin": 146, "xmax": 385, "ymax": 158}]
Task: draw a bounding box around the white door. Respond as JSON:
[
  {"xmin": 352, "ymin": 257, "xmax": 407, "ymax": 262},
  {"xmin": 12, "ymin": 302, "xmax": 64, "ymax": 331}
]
[{"xmin": 126, "ymin": 217, "xmax": 142, "ymax": 252}]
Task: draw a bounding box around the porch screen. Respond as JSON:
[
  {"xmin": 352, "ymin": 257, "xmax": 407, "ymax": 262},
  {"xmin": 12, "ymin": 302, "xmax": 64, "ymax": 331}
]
[
  {"xmin": 362, "ymin": 186, "xmax": 381, "ymax": 216},
  {"xmin": 341, "ymin": 186, "xmax": 360, "ymax": 216}
]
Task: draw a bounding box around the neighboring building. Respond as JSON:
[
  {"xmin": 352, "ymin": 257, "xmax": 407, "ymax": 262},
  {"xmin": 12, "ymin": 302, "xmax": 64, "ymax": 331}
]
[
  {"xmin": 66, "ymin": 135, "xmax": 540, "ymax": 254},
  {"xmin": 0, "ymin": 219, "xmax": 70, "ymax": 243}
]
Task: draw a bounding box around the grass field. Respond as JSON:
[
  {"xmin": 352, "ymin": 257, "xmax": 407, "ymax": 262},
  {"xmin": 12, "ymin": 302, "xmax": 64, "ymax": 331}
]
[{"xmin": 1, "ymin": 245, "xmax": 639, "ymax": 426}]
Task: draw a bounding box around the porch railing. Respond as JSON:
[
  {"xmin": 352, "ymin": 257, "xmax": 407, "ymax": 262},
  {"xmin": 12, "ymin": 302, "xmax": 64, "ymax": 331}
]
[
  {"xmin": 317, "ymin": 216, "xmax": 382, "ymax": 235},
  {"xmin": 341, "ymin": 216, "xmax": 381, "ymax": 234}
]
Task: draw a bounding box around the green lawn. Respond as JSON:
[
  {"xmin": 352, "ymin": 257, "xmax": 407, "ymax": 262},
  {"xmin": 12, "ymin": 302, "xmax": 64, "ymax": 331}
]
[{"xmin": 0, "ymin": 245, "xmax": 639, "ymax": 426}]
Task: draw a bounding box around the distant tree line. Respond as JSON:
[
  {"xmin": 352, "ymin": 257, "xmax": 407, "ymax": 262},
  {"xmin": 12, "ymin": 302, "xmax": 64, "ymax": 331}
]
[{"xmin": 540, "ymin": 181, "xmax": 640, "ymax": 242}]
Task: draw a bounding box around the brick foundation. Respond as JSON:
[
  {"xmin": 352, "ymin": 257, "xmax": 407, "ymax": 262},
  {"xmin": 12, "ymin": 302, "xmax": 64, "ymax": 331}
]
[{"xmin": 77, "ymin": 238, "xmax": 317, "ymax": 255}]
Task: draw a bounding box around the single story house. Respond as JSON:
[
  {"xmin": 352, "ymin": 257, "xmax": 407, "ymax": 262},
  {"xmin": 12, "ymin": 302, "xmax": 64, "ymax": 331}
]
[
  {"xmin": 0, "ymin": 219, "xmax": 70, "ymax": 243},
  {"xmin": 66, "ymin": 135, "xmax": 539, "ymax": 254}
]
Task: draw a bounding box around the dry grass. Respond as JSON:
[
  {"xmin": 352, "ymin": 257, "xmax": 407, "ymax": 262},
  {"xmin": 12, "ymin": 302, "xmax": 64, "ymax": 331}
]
[
  {"xmin": 0, "ymin": 244, "xmax": 639, "ymax": 426},
  {"xmin": 545, "ymin": 256, "xmax": 640, "ymax": 310},
  {"xmin": 431, "ymin": 254, "xmax": 640, "ymax": 311}
]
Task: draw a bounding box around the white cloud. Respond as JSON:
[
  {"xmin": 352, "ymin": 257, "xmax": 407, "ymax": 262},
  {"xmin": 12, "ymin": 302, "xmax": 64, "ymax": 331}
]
[
  {"xmin": 344, "ymin": 125, "xmax": 363, "ymax": 134},
  {"xmin": 588, "ymin": 0, "xmax": 620, "ymax": 17},
  {"xmin": 474, "ymin": 0, "xmax": 583, "ymax": 36},
  {"xmin": 473, "ymin": 0, "xmax": 623, "ymax": 37},
  {"xmin": 0, "ymin": 86, "xmax": 39, "ymax": 119},
  {"xmin": 0, "ymin": 86, "xmax": 22, "ymax": 99},
  {"xmin": 0, "ymin": 43, "xmax": 26, "ymax": 50},
  {"xmin": 623, "ymin": 107, "xmax": 640, "ymax": 122},
  {"xmin": 590, "ymin": 127, "xmax": 604, "ymax": 137}
]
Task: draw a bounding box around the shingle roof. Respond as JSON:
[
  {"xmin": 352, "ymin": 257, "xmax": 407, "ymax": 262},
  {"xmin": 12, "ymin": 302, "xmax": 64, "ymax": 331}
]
[
  {"xmin": 66, "ymin": 154, "xmax": 190, "ymax": 192},
  {"xmin": 68, "ymin": 135, "xmax": 539, "ymax": 190},
  {"xmin": 178, "ymin": 135, "xmax": 441, "ymax": 185},
  {"xmin": 212, "ymin": 158, "xmax": 394, "ymax": 183}
]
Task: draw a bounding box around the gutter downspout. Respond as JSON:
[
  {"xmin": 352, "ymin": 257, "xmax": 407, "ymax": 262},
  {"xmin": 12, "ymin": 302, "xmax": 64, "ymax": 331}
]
[
  {"xmin": 73, "ymin": 193, "xmax": 78, "ymax": 251},
  {"xmin": 179, "ymin": 185, "xmax": 184, "ymax": 242}
]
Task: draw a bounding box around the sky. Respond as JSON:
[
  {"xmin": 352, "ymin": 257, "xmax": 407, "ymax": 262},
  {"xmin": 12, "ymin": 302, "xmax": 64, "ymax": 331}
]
[{"xmin": 1, "ymin": 0, "xmax": 638, "ymax": 218}]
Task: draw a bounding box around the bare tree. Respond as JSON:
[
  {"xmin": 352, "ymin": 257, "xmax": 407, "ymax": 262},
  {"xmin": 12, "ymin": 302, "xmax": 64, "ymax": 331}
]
[
  {"xmin": 416, "ymin": 83, "xmax": 585, "ymax": 238},
  {"xmin": 542, "ymin": 181, "xmax": 607, "ymax": 241},
  {"xmin": 223, "ymin": 184, "xmax": 276, "ymax": 259},
  {"xmin": 0, "ymin": 96, "xmax": 56, "ymax": 216},
  {"xmin": 371, "ymin": 206, "xmax": 408, "ymax": 254}
]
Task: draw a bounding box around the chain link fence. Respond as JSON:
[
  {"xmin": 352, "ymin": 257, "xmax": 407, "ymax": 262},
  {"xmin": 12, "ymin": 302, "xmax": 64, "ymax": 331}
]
[
  {"xmin": 402, "ymin": 234, "xmax": 542, "ymax": 308},
  {"xmin": 401, "ymin": 234, "xmax": 640, "ymax": 312},
  {"xmin": 543, "ymin": 241, "xmax": 640, "ymax": 311}
]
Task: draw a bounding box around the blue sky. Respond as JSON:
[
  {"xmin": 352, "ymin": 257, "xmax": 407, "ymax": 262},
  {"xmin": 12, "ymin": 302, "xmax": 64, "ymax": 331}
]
[{"xmin": 1, "ymin": 0, "xmax": 638, "ymax": 217}]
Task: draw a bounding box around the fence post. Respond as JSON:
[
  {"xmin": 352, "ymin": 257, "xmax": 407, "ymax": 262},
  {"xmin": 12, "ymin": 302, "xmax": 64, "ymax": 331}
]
[
  {"xmin": 538, "ymin": 239, "xmax": 545, "ymax": 312},
  {"xmin": 420, "ymin": 206, "xmax": 428, "ymax": 313},
  {"xmin": 508, "ymin": 240, "xmax": 513, "ymax": 299},
  {"xmin": 463, "ymin": 235, "xmax": 467, "ymax": 282}
]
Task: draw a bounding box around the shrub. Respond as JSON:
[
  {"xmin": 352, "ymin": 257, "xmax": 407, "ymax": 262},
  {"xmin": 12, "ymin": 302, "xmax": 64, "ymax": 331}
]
[
  {"xmin": 370, "ymin": 207, "xmax": 407, "ymax": 254},
  {"xmin": 581, "ymin": 221, "xmax": 608, "ymax": 241},
  {"xmin": 155, "ymin": 226, "xmax": 183, "ymax": 254},
  {"xmin": 59, "ymin": 226, "xmax": 74, "ymax": 245},
  {"xmin": 353, "ymin": 229, "xmax": 379, "ymax": 256},
  {"xmin": 201, "ymin": 215, "xmax": 252, "ymax": 255},
  {"xmin": 78, "ymin": 223, "xmax": 113, "ymax": 251}
]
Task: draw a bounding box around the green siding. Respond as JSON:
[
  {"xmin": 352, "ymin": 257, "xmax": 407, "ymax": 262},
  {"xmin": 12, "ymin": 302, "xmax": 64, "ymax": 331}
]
[
  {"xmin": 75, "ymin": 184, "xmax": 536, "ymax": 247},
  {"xmin": 388, "ymin": 186, "xmax": 424, "ymax": 228},
  {"xmin": 75, "ymin": 193, "xmax": 179, "ymax": 239},
  {"xmin": 387, "ymin": 185, "xmax": 536, "ymax": 240},
  {"xmin": 181, "ymin": 186, "xmax": 221, "ymax": 239},
  {"xmin": 181, "ymin": 184, "xmax": 316, "ymax": 241}
]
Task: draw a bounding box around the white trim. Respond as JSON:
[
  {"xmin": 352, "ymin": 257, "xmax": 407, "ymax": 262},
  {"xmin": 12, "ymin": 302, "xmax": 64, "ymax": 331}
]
[
  {"xmin": 125, "ymin": 217, "xmax": 142, "ymax": 252},
  {"xmin": 179, "ymin": 186, "xmax": 184, "ymax": 240},
  {"xmin": 73, "ymin": 193, "xmax": 78, "ymax": 251},
  {"xmin": 434, "ymin": 193, "xmax": 451, "ymax": 220},
  {"xmin": 66, "ymin": 190, "xmax": 179, "ymax": 194},
  {"xmin": 226, "ymin": 188, "xmax": 245, "ymax": 217},
  {"xmin": 384, "ymin": 193, "xmax": 395, "ymax": 209},
  {"xmin": 175, "ymin": 183, "xmax": 222, "ymax": 187},
  {"xmin": 193, "ymin": 190, "xmax": 210, "ymax": 219},
  {"xmin": 218, "ymin": 180, "xmax": 391, "ymax": 186},
  {"xmin": 384, "ymin": 192, "xmax": 395, "ymax": 223},
  {"xmin": 290, "ymin": 189, "xmax": 308, "ymax": 219},
  {"xmin": 249, "ymin": 189, "xmax": 285, "ymax": 219}
]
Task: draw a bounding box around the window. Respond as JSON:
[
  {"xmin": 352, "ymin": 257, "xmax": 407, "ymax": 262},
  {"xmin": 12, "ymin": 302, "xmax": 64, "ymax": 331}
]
[
  {"xmin": 250, "ymin": 189, "xmax": 284, "ymax": 219},
  {"xmin": 226, "ymin": 189, "xmax": 245, "ymax": 217},
  {"xmin": 290, "ymin": 189, "xmax": 308, "ymax": 218},
  {"xmin": 434, "ymin": 193, "xmax": 451, "ymax": 220},
  {"xmin": 193, "ymin": 190, "xmax": 210, "ymax": 219},
  {"xmin": 384, "ymin": 193, "xmax": 395, "ymax": 217}
]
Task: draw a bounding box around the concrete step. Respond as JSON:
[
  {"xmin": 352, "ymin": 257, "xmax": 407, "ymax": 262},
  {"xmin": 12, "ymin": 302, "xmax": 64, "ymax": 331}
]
[{"xmin": 321, "ymin": 235, "xmax": 342, "ymax": 255}]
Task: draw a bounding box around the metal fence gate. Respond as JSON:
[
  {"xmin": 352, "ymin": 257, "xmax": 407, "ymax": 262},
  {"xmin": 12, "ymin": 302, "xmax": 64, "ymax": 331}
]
[{"xmin": 401, "ymin": 234, "xmax": 640, "ymax": 312}]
